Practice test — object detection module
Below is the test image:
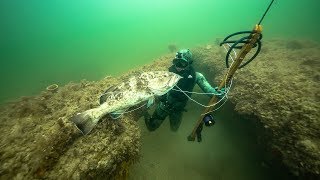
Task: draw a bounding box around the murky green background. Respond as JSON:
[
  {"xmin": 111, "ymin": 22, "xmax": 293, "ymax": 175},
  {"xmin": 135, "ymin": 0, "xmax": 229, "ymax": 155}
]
[
  {"xmin": 0, "ymin": 0, "xmax": 319, "ymax": 103},
  {"xmin": 0, "ymin": 0, "xmax": 318, "ymax": 179}
]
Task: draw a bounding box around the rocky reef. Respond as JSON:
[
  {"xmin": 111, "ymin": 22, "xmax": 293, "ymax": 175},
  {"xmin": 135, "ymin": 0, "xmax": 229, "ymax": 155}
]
[{"xmin": 0, "ymin": 76, "xmax": 141, "ymax": 179}]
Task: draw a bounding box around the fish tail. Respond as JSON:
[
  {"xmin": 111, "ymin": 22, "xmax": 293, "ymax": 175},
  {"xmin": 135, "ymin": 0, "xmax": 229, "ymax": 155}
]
[{"xmin": 70, "ymin": 111, "xmax": 99, "ymax": 135}]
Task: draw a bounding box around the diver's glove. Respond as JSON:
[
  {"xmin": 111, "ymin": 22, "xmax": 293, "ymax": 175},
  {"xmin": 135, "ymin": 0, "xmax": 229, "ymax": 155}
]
[{"xmin": 213, "ymin": 87, "xmax": 226, "ymax": 99}]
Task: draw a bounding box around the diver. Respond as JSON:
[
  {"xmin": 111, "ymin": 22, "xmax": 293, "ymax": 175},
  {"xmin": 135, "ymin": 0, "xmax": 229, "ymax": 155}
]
[{"xmin": 144, "ymin": 49, "xmax": 225, "ymax": 133}]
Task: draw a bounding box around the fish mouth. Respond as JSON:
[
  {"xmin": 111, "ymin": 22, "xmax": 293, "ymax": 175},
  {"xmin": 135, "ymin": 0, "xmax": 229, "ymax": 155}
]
[
  {"xmin": 168, "ymin": 74, "xmax": 182, "ymax": 87},
  {"xmin": 148, "ymin": 72, "xmax": 182, "ymax": 95},
  {"xmin": 163, "ymin": 74, "xmax": 182, "ymax": 92}
]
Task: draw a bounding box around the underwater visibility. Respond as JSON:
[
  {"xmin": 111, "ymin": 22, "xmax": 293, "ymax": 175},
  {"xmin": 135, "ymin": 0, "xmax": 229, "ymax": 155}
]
[{"xmin": 0, "ymin": 0, "xmax": 319, "ymax": 179}]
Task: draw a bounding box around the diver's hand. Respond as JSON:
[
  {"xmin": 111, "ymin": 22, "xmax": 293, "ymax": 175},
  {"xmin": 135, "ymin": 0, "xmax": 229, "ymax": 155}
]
[{"xmin": 214, "ymin": 87, "xmax": 226, "ymax": 99}]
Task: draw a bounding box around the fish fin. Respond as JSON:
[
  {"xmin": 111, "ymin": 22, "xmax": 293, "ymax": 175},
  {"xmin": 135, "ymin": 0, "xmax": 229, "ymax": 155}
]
[
  {"xmin": 110, "ymin": 109, "xmax": 127, "ymax": 119},
  {"xmin": 99, "ymin": 85, "xmax": 118, "ymax": 104},
  {"xmin": 70, "ymin": 111, "xmax": 99, "ymax": 135},
  {"xmin": 147, "ymin": 97, "xmax": 155, "ymax": 108},
  {"xmin": 99, "ymin": 95, "xmax": 105, "ymax": 105}
]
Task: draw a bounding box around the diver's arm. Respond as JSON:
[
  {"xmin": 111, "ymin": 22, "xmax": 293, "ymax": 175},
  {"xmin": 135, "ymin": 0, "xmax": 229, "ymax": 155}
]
[{"xmin": 195, "ymin": 72, "xmax": 221, "ymax": 98}]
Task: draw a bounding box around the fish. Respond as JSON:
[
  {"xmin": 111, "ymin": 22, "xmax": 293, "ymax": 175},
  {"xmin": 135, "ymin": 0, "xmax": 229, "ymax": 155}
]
[{"xmin": 70, "ymin": 71, "xmax": 182, "ymax": 135}]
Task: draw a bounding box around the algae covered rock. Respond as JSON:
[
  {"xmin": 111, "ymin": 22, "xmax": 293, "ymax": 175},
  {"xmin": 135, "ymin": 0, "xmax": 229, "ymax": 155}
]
[{"xmin": 0, "ymin": 75, "xmax": 141, "ymax": 179}]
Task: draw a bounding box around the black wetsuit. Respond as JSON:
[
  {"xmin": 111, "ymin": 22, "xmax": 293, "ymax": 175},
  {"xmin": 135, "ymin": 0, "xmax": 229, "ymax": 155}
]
[{"xmin": 145, "ymin": 65, "xmax": 219, "ymax": 132}]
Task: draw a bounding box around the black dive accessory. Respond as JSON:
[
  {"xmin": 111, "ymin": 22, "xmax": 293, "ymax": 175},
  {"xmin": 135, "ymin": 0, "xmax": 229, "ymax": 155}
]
[
  {"xmin": 174, "ymin": 58, "xmax": 189, "ymax": 68},
  {"xmin": 195, "ymin": 114, "xmax": 215, "ymax": 142},
  {"xmin": 203, "ymin": 113, "xmax": 215, "ymax": 127},
  {"xmin": 173, "ymin": 49, "xmax": 193, "ymax": 68}
]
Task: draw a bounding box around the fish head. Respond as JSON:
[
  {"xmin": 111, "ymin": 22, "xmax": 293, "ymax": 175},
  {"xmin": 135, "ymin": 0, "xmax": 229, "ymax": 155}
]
[{"xmin": 141, "ymin": 71, "xmax": 182, "ymax": 96}]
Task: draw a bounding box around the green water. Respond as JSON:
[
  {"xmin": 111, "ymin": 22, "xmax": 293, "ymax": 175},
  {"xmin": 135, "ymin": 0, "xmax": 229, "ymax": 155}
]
[{"xmin": 0, "ymin": 0, "xmax": 319, "ymax": 103}]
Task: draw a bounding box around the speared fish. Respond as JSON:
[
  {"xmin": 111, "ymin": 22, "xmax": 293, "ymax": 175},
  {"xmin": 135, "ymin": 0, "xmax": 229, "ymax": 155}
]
[{"xmin": 70, "ymin": 71, "xmax": 182, "ymax": 135}]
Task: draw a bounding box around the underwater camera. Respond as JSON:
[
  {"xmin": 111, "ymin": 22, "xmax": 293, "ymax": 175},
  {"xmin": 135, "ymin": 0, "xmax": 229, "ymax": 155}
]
[{"xmin": 202, "ymin": 113, "xmax": 215, "ymax": 127}]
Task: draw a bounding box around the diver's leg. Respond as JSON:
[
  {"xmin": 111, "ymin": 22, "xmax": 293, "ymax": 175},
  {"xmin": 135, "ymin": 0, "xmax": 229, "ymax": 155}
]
[
  {"xmin": 169, "ymin": 111, "xmax": 183, "ymax": 132},
  {"xmin": 168, "ymin": 101, "xmax": 187, "ymax": 132},
  {"xmin": 144, "ymin": 102, "xmax": 169, "ymax": 131}
]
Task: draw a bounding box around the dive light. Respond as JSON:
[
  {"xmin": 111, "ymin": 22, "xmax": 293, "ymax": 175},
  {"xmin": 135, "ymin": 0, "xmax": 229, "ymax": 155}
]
[{"xmin": 202, "ymin": 113, "xmax": 215, "ymax": 127}]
